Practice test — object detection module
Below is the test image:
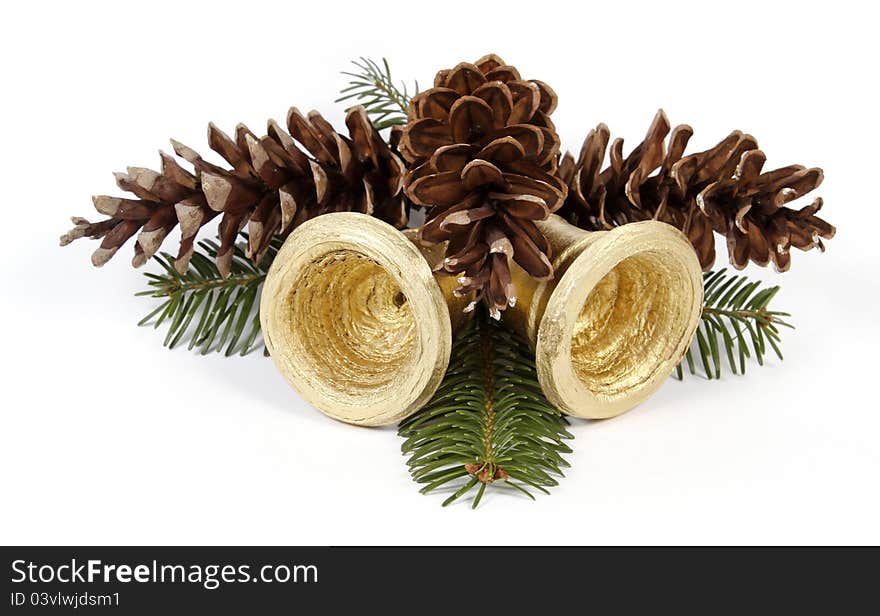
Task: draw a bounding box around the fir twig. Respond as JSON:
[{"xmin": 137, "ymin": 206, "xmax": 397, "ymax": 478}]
[
  {"xmin": 336, "ymin": 57, "xmax": 418, "ymax": 130},
  {"xmin": 676, "ymin": 269, "xmax": 793, "ymax": 380},
  {"xmin": 398, "ymin": 313, "xmax": 573, "ymax": 508},
  {"xmin": 136, "ymin": 233, "xmax": 281, "ymax": 356}
]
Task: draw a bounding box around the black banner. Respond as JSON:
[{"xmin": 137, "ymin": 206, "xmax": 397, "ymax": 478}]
[{"xmin": 0, "ymin": 546, "xmax": 871, "ymax": 613}]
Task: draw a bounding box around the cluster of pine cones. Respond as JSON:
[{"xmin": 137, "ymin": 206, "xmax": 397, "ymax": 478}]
[{"xmin": 63, "ymin": 54, "xmax": 834, "ymax": 316}]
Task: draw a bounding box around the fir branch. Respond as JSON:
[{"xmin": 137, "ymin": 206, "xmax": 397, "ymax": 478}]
[
  {"xmin": 135, "ymin": 230, "xmax": 793, "ymax": 387},
  {"xmin": 136, "ymin": 234, "xmax": 281, "ymax": 356},
  {"xmin": 336, "ymin": 57, "xmax": 418, "ymax": 130},
  {"xmin": 677, "ymin": 269, "xmax": 793, "ymax": 380},
  {"xmin": 398, "ymin": 312, "xmax": 573, "ymax": 508}
]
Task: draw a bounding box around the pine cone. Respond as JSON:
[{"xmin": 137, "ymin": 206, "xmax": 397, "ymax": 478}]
[
  {"xmin": 397, "ymin": 54, "xmax": 567, "ymax": 316},
  {"xmin": 61, "ymin": 106, "xmax": 407, "ymax": 277},
  {"xmin": 558, "ymin": 110, "xmax": 834, "ymax": 271}
]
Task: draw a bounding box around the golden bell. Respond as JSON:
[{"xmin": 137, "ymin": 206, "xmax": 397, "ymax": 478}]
[
  {"xmin": 261, "ymin": 212, "xmax": 702, "ymax": 426},
  {"xmin": 505, "ymin": 215, "xmax": 704, "ymax": 419},
  {"xmin": 260, "ymin": 213, "xmax": 468, "ymax": 426}
]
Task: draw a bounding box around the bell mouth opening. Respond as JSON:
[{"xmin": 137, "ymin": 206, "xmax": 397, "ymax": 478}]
[
  {"xmin": 569, "ymin": 249, "xmax": 694, "ymax": 398},
  {"xmin": 281, "ymin": 249, "xmax": 418, "ymax": 394}
]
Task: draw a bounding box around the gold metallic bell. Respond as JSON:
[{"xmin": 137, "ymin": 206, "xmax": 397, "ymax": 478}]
[
  {"xmin": 261, "ymin": 212, "xmax": 702, "ymax": 426},
  {"xmin": 260, "ymin": 213, "xmax": 468, "ymax": 426},
  {"xmin": 505, "ymin": 216, "xmax": 704, "ymax": 419}
]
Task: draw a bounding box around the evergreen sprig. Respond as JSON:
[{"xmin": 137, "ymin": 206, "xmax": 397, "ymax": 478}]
[
  {"xmin": 136, "ymin": 234, "xmax": 280, "ymax": 356},
  {"xmin": 677, "ymin": 269, "xmax": 793, "ymax": 380},
  {"xmin": 136, "ymin": 238, "xmax": 794, "ymax": 387},
  {"xmin": 336, "ymin": 57, "xmax": 417, "ymax": 130},
  {"xmin": 398, "ymin": 313, "xmax": 573, "ymax": 508}
]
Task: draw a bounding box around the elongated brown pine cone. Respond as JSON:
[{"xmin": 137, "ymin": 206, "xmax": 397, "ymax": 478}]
[
  {"xmin": 61, "ymin": 106, "xmax": 407, "ymax": 277},
  {"xmin": 558, "ymin": 110, "xmax": 835, "ymax": 271},
  {"xmin": 397, "ymin": 54, "xmax": 567, "ymax": 317}
]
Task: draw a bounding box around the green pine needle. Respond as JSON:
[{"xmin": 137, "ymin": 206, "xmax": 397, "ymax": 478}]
[
  {"xmin": 335, "ymin": 57, "xmax": 418, "ymax": 130},
  {"xmin": 677, "ymin": 268, "xmax": 793, "ymax": 380},
  {"xmin": 136, "ymin": 233, "xmax": 281, "ymax": 356},
  {"xmin": 398, "ymin": 312, "xmax": 574, "ymax": 509}
]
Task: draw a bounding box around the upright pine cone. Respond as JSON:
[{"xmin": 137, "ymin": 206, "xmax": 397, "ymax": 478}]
[
  {"xmin": 61, "ymin": 106, "xmax": 407, "ymax": 277},
  {"xmin": 558, "ymin": 110, "xmax": 834, "ymax": 271},
  {"xmin": 397, "ymin": 54, "xmax": 567, "ymax": 316}
]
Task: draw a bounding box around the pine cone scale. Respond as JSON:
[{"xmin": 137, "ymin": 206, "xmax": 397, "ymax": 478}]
[
  {"xmin": 444, "ymin": 63, "xmax": 487, "ymax": 95},
  {"xmin": 415, "ymin": 88, "xmax": 459, "ymax": 120},
  {"xmin": 401, "ymin": 118, "xmax": 456, "ymax": 158},
  {"xmin": 471, "ymin": 83, "xmax": 513, "ymax": 123},
  {"xmin": 408, "ymin": 171, "xmax": 469, "ymax": 207}
]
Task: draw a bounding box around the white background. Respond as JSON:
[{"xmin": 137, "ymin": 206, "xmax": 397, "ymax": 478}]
[{"xmin": 1, "ymin": 1, "xmax": 878, "ymax": 545}]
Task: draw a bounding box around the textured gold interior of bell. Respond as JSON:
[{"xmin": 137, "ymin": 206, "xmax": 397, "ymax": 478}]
[
  {"xmin": 282, "ymin": 249, "xmax": 416, "ymax": 394},
  {"xmin": 570, "ymin": 250, "xmax": 690, "ymax": 397}
]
